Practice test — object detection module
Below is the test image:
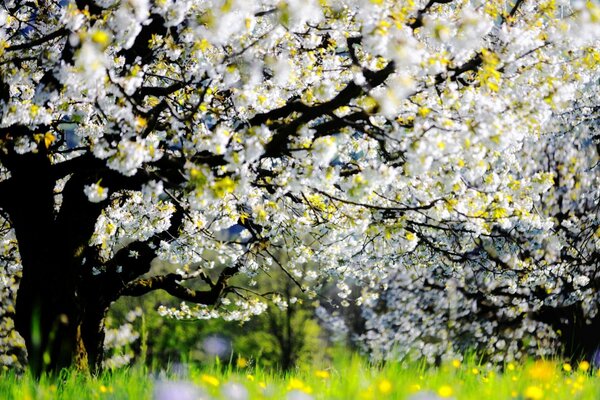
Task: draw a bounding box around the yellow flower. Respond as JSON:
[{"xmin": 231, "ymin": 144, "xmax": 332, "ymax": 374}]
[
  {"xmin": 200, "ymin": 374, "xmax": 220, "ymax": 387},
  {"xmin": 451, "ymin": 359, "xmax": 461, "ymax": 368},
  {"xmin": 578, "ymin": 361, "xmax": 590, "ymax": 372},
  {"xmin": 99, "ymin": 384, "xmax": 113, "ymax": 394},
  {"xmin": 287, "ymin": 378, "xmax": 312, "ymax": 394},
  {"xmin": 563, "ymin": 363, "xmax": 572, "ymax": 372},
  {"xmin": 236, "ymin": 356, "xmax": 248, "ymax": 368},
  {"xmin": 471, "ymin": 368, "xmax": 480, "ymax": 375},
  {"xmin": 524, "ymin": 385, "xmax": 544, "ymax": 399},
  {"xmin": 438, "ymin": 385, "xmax": 453, "ymax": 398},
  {"xmin": 377, "ymin": 379, "xmax": 393, "ymax": 395},
  {"xmin": 314, "ymin": 370, "xmax": 331, "ymax": 379},
  {"xmin": 507, "ymin": 362, "xmax": 516, "ymax": 371},
  {"xmin": 246, "ymin": 374, "xmax": 254, "ymax": 381},
  {"xmin": 408, "ymin": 383, "xmax": 421, "ymax": 392},
  {"xmin": 528, "ymin": 361, "xmax": 554, "ymax": 381}
]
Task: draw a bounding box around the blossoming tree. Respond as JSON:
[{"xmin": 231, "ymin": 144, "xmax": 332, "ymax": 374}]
[
  {"xmin": 1, "ymin": 0, "xmax": 599, "ymax": 372},
  {"xmin": 362, "ymin": 92, "xmax": 600, "ymax": 364}
]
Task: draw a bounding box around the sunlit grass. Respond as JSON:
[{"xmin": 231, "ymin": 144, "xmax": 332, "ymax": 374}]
[{"xmin": 1, "ymin": 352, "xmax": 600, "ymax": 399}]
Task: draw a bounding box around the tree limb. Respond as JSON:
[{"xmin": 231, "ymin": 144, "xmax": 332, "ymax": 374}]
[{"xmin": 5, "ymin": 28, "xmax": 68, "ymax": 52}]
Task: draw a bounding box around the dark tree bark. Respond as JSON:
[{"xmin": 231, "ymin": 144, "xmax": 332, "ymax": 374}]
[
  {"xmin": 536, "ymin": 303, "xmax": 600, "ymax": 363},
  {"xmin": 0, "ymin": 145, "xmax": 106, "ymax": 373}
]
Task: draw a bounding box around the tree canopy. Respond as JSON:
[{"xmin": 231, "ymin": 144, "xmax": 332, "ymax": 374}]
[{"xmin": 1, "ymin": 0, "xmax": 600, "ymax": 371}]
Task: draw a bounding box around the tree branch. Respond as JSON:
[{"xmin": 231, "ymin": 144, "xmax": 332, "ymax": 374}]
[
  {"xmin": 258, "ymin": 61, "xmax": 396, "ymax": 157},
  {"xmin": 5, "ymin": 28, "xmax": 68, "ymax": 52},
  {"xmin": 121, "ymin": 262, "xmax": 241, "ymax": 305},
  {"xmin": 121, "ymin": 273, "xmax": 220, "ymax": 304},
  {"xmin": 409, "ymin": 0, "xmax": 454, "ymax": 30}
]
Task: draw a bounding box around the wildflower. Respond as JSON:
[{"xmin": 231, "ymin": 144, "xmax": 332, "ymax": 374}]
[
  {"xmin": 246, "ymin": 374, "xmax": 255, "ymax": 381},
  {"xmin": 200, "ymin": 374, "xmax": 220, "ymax": 387},
  {"xmin": 578, "ymin": 361, "xmax": 590, "ymax": 372},
  {"xmin": 524, "ymin": 385, "xmax": 544, "ymax": 400},
  {"xmin": 377, "ymin": 378, "xmax": 393, "ymax": 395},
  {"xmin": 408, "ymin": 383, "xmax": 421, "ymax": 392},
  {"xmin": 563, "ymin": 363, "xmax": 572, "ymax": 372},
  {"xmin": 236, "ymin": 356, "xmax": 248, "ymax": 368},
  {"xmin": 451, "ymin": 359, "xmax": 461, "ymax": 368},
  {"xmin": 471, "ymin": 368, "xmax": 479, "ymax": 375},
  {"xmin": 528, "ymin": 361, "xmax": 554, "ymax": 381},
  {"xmin": 314, "ymin": 370, "xmax": 330, "ymax": 379},
  {"xmin": 287, "ymin": 378, "xmax": 312, "ymax": 394},
  {"xmin": 438, "ymin": 385, "xmax": 453, "ymax": 398},
  {"xmin": 99, "ymin": 385, "xmax": 109, "ymax": 393}
]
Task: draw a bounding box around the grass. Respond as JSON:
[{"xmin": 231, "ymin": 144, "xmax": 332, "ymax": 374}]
[{"xmin": 1, "ymin": 352, "xmax": 600, "ymax": 399}]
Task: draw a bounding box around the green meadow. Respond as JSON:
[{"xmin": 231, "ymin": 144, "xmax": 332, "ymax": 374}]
[{"xmin": 2, "ymin": 352, "xmax": 600, "ymax": 400}]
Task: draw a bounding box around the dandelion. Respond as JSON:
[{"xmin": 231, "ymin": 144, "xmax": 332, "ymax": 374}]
[
  {"xmin": 438, "ymin": 385, "xmax": 453, "ymax": 398},
  {"xmin": 99, "ymin": 385, "xmax": 110, "ymax": 393},
  {"xmin": 377, "ymin": 378, "xmax": 393, "ymax": 395},
  {"xmin": 524, "ymin": 385, "xmax": 544, "ymax": 400},
  {"xmin": 314, "ymin": 370, "xmax": 330, "ymax": 379},
  {"xmin": 287, "ymin": 378, "xmax": 312, "ymax": 394},
  {"xmin": 236, "ymin": 356, "xmax": 248, "ymax": 368},
  {"xmin": 578, "ymin": 361, "xmax": 590, "ymax": 372},
  {"xmin": 200, "ymin": 374, "xmax": 220, "ymax": 387},
  {"xmin": 451, "ymin": 359, "xmax": 461, "ymax": 368},
  {"xmin": 408, "ymin": 383, "xmax": 421, "ymax": 392},
  {"xmin": 528, "ymin": 361, "xmax": 554, "ymax": 381},
  {"xmin": 563, "ymin": 363, "xmax": 572, "ymax": 372}
]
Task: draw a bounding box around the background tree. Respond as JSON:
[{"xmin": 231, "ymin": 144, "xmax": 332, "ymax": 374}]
[
  {"xmin": 1, "ymin": 0, "xmax": 600, "ymax": 373},
  {"xmin": 362, "ymin": 101, "xmax": 600, "ymax": 364}
]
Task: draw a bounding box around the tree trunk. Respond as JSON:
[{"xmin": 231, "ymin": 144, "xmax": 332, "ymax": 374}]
[
  {"xmin": 4, "ymin": 150, "xmax": 109, "ymax": 374},
  {"xmin": 76, "ymin": 283, "xmax": 110, "ymax": 371},
  {"xmin": 537, "ymin": 304, "xmax": 600, "ymax": 362},
  {"xmin": 14, "ymin": 276, "xmax": 77, "ymax": 374},
  {"xmin": 14, "ymin": 274, "xmax": 109, "ymax": 374}
]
